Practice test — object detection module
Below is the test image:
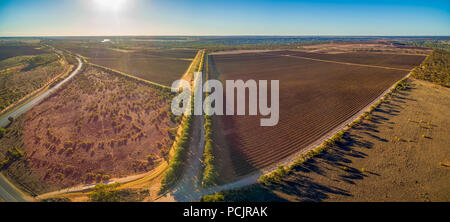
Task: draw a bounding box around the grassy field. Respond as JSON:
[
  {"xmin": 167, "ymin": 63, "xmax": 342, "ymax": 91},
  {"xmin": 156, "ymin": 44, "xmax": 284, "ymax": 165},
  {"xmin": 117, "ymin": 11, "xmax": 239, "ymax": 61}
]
[
  {"xmin": 210, "ymin": 51, "xmax": 425, "ymax": 180},
  {"xmin": 0, "ymin": 66, "xmax": 181, "ymax": 194},
  {"xmin": 214, "ymin": 79, "xmax": 449, "ymax": 201}
]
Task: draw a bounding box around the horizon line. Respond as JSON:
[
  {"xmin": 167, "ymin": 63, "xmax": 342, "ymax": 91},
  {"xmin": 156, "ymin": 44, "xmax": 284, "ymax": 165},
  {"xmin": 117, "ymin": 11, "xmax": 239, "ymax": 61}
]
[{"xmin": 1, "ymin": 34, "xmax": 450, "ymax": 38}]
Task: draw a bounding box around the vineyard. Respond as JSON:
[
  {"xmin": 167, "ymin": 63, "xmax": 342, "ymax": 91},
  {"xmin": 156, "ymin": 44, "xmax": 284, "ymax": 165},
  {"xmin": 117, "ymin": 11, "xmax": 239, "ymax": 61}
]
[
  {"xmin": 267, "ymin": 50, "xmax": 426, "ymax": 70},
  {"xmin": 211, "ymin": 51, "xmax": 425, "ymax": 177}
]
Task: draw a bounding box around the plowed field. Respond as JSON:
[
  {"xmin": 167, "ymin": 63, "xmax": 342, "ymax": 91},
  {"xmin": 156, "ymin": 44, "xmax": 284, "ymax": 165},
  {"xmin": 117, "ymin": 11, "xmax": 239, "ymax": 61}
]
[
  {"xmin": 211, "ymin": 51, "xmax": 425, "ymax": 177},
  {"xmin": 65, "ymin": 47, "xmax": 198, "ymax": 86}
]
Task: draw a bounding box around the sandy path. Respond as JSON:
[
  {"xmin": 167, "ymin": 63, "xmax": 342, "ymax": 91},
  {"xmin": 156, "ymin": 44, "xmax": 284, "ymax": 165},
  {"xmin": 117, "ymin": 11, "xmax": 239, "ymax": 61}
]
[{"xmin": 156, "ymin": 66, "xmax": 206, "ymax": 202}]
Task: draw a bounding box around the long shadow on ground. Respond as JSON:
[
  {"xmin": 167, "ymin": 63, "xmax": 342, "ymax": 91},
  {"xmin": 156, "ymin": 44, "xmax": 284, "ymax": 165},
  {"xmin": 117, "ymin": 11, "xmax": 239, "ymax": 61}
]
[{"xmin": 221, "ymin": 88, "xmax": 411, "ymax": 202}]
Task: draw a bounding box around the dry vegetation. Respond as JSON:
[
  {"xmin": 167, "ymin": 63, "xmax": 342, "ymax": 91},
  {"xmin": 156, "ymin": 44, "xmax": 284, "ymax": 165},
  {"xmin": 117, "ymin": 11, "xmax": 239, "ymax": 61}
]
[
  {"xmin": 411, "ymin": 49, "xmax": 450, "ymax": 87},
  {"xmin": 0, "ymin": 66, "xmax": 180, "ymax": 194},
  {"xmin": 0, "ymin": 43, "xmax": 71, "ymax": 112},
  {"xmin": 298, "ymin": 41, "xmax": 431, "ymax": 55},
  {"xmin": 210, "ymin": 50, "xmax": 425, "ymax": 180}
]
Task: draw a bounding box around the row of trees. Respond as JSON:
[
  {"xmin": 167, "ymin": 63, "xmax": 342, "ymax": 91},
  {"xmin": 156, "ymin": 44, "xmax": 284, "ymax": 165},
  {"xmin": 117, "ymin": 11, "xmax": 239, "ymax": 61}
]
[
  {"xmin": 201, "ymin": 55, "xmax": 218, "ymax": 187},
  {"xmin": 158, "ymin": 50, "xmax": 205, "ymax": 194}
]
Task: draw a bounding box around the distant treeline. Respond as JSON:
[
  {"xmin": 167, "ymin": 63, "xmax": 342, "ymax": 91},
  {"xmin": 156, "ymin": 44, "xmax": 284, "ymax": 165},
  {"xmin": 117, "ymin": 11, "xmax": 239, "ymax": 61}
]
[
  {"xmin": 411, "ymin": 49, "xmax": 450, "ymax": 87},
  {"xmin": 399, "ymin": 40, "xmax": 450, "ymax": 51}
]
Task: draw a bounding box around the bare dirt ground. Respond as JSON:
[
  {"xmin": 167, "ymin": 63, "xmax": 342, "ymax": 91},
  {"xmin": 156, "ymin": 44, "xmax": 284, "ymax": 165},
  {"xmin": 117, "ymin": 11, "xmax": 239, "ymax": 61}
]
[
  {"xmin": 0, "ymin": 66, "xmax": 179, "ymax": 193},
  {"xmin": 222, "ymin": 79, "xmax": 450, "ymax": 201}
]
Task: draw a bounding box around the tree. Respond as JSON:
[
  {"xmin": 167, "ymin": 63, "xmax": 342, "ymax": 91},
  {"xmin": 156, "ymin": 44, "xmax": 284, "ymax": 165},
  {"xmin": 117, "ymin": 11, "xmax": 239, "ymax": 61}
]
[
  {"xmin": 88, "ymin": 183, "xmax": 121, "ymax": 202},
  {"xmin": 0, "ymin": 128, "xmax": 6, "ymax": 138}
]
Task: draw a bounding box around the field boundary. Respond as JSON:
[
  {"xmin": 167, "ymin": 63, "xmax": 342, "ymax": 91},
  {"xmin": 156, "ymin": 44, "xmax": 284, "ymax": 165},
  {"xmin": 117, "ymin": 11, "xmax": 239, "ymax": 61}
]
[
  {"xmin": 272, "ymin": 53, "xmax": 412, "ymax": 71},
  {"xmin": 87, "ymin": 62, "xmax": 172, "ymax": 91},
  {"xmin": 200, "ymin": 54, "xmax": 220, "ymax": 188}
]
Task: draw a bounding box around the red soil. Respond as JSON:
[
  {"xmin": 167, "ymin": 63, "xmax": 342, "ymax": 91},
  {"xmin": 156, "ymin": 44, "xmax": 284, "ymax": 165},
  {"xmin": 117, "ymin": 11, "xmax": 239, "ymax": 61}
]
[{"xmin": 22, "ymin": 66, "xmax": 177, "ymax": 189}]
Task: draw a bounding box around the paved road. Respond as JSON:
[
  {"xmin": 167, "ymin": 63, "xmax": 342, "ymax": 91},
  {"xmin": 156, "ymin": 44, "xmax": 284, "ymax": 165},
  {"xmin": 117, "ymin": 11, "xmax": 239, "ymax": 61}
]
[
  {"xmin": 0, "ymin": 57, "xmax": 82, "ymax": 202},
  {"xmin": 0, "ymin": 174, "xmax": 32, "ymax": 202}
]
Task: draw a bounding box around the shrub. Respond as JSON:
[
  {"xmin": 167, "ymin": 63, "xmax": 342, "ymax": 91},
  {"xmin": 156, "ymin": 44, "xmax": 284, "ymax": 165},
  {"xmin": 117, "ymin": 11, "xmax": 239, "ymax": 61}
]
[
  {"xmin": 88, "ymin": 183, "xmax": 121, "ymax": 202},
  {"xmin": 258, "ymin": 165, "xmax": 288, "ymax": 186},
  {"xmin": 0, "ymin": 128, "xmax": 6, "ymax": 138},
  {"xmin": 7, "ymin": 147, "xmax": 24, "ymax": 160},
  {"xmin": 159, "ymin": 100, "xmax": 194, "ymax": 193},
  {"xmin": 395, "ymin": 79, "xmax": 410, "ymax": 91},
  {"xmin": 201, "ymin": 193, "xmax": 225, "ymax": 202},
  {"xmin": 201, "ymin": 115, "xmax": 218, "ymax": 187}
]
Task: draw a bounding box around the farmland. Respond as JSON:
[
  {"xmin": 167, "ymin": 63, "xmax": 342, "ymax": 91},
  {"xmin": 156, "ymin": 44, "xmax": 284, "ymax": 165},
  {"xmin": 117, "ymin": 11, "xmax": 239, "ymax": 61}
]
[
  {"xmin": 214, "ymin": 79, "xmax": 450, "ymax": 202},
  {"xmin": 0, "ymin": 65, "xmax": 180, "ymax": 193},
  {"xmin": 210, "ymin": 50, "xmax": 425, "ymax": 179},
  {"xmin": 58, "ymin": 44, "xmax": 198, "ymax": 86},
  {"xmin": 0, "ymin": 41, "xmax": 47, "ymax": 60},
  {"xmin": 268, "ymin": 50, "xmax": 426, "ymax": 70}
]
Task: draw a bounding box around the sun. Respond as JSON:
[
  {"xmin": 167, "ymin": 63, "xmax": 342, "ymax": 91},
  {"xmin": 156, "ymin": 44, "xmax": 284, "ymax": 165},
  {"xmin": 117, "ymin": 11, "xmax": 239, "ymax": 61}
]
[{"xmin": 93, "ymin": 0, "xmax": 127, "ymax": 12}]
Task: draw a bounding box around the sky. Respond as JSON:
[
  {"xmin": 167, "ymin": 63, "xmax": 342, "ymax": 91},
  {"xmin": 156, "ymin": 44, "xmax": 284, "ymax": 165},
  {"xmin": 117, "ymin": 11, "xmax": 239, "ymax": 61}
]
[{"xmin": 0, "ymin": 0, "xmax": 449, "ymax": 36}]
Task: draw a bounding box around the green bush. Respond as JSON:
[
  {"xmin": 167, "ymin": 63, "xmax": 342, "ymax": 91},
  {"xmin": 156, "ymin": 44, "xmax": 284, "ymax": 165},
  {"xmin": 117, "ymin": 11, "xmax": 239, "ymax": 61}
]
[
  {"xmin": 159, "ymin": 96, "xmax": 194, "ymax": 193},
  {"xmin": 7, "ymin": 147, "xmax": 24, "ymax": 160},
  {"xmin": 258, "ymin": 165, "xmax": 288, "ymax": 186},
  {"xmin": 395, "ymin": 79, "xmax": 411, "ymax": 91},
  {"xmin": 0, "ymin": 128, "xmax": 6, "ymax": 138},
  {"xmin": 88, "ymin": 183, "xmax": 121, "ymax": 202},
  {"xmin": 201, "ymin": 193, "xmax": 225, "ymax": 202},
  {"xmin": 200, "ymin": 55, "xmax": 219, "ymax": 187}
]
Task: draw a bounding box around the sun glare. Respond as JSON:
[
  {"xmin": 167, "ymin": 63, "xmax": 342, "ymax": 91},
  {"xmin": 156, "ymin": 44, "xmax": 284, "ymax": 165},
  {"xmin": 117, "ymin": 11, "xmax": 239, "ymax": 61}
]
[{"xmin": 94, "ymin": 0, "xmax": 127, "ymax": 12}]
